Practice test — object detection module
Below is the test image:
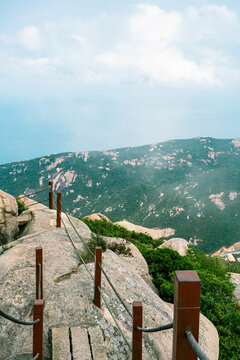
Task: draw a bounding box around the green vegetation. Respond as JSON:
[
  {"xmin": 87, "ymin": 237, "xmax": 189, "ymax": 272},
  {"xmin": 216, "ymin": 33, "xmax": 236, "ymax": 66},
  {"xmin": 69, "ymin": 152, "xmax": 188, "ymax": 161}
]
[
  {"xmin": 107, "ymin": 240, "xmax": 132, "ymax": 256},
  {"xmin": 78, "ymin": 234, "xmax": 107, "ymax": 263},
  {"xmin": 142, "ymin": 247, "xmax": 240, "ymax": 360},
  {"xmin": 80, "ymin": 218, "xmax": 163, "ymax": 249},
  {"xmin": 2, "ymin": 137, "xmax": 240, "ymax": 253},
  {"xmin": 17, "ymin": 200, "xmax": 28, "ymax": 215},
  {"xmin": 81, "ymin": 219, "xmax": 240, "ymax": 360}
]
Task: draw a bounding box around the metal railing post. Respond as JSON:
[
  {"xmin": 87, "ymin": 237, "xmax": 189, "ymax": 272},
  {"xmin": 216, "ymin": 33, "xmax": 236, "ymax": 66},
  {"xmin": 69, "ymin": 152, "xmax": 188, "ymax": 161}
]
[
  {"xmin": 36, "ymin": 247, "xmax": 43, "ymax": 300},
  {"xmin": 94, "ymin": 246, "xmax": 102, "ymax": 308},
  {"xmin": 132, "ymin": 301, "xmax": 142, "ymax": 360},
  {"xmin": 57, "ymin": 192, "xmax": 61, "ymax": 227},
  {"xmin": 33, "ymin": 299, "xmax": 43, "ymax": 360},
  {"xmin": 49, "ymin": 181, "xmax": 53, "ymax": 209},
  {"xmin": 172, "ymin": 270, "xmax": 201, "ymax": 360}
]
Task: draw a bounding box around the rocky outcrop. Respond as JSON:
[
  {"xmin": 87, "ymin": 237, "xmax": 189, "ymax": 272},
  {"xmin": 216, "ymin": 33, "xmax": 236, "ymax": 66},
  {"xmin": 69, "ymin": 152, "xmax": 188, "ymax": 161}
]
[
  {"xmin": 0, "ymin": 202, "xmax": 219, "ymax": 359},
  {"xmin": 83, "ymin": 213, "xmax": 111, "ymax": 222},
  {"xmin": 0, "ymin": 190, "xmax": 19, "ymax": 244},
  {"xmin": 114, "ymin": 219, "xmax": 175, "ymax": 239},
  {"xmin": 158, "ymin": 238, "xmax": 189, "ymax": 256},
  {"xmin": 231, "ymin": 273, "xmax": 240, "ymax": 303},
  {"xmin": 213, "ymin": 241, "xmax": 240, "ymax": 256},
  {"xmin": 225, "ymin": 253, "xmax": 236, "ymax": 262}
]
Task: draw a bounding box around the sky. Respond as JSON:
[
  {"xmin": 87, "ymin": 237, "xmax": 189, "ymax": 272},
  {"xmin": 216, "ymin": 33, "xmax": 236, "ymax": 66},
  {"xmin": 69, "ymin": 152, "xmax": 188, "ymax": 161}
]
[{"xmin": 1, "ymin": 0, "xmax": 240, "ymax": 164}]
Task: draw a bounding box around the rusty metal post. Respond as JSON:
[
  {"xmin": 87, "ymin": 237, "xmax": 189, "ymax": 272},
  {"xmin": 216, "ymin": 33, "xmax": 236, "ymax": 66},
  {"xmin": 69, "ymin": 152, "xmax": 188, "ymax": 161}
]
[
  {"xmin": 49, "ymin": 181, "xmax": 53, "ymax": 209},
  {"xmin": 94, "ymin": 247, "xmax": 102, "ymax": 308},
  {"xmin": 36, "ymin": 247, "xmax": 43, "ymax": 300},
  {"xmin": 132, "ymin": 301, "xmax": 143, "ymax": 360},
  {"xmin": 56, "ymin": 192, "xmax": 61, "ymax": 227},
  {"xmin": 172, "ymin": 271, "xmax": 201, "ymax": 360},
  {"xmin": 33, "ymin": 299, "xmax": 43, "ymax": 360}
]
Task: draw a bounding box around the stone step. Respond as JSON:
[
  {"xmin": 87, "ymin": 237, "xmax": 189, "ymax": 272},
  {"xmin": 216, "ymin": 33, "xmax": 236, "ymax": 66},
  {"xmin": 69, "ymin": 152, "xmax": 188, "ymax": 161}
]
[{"xmin": 51, "ymin": 325, "xmax": 108, "ymax": 360}]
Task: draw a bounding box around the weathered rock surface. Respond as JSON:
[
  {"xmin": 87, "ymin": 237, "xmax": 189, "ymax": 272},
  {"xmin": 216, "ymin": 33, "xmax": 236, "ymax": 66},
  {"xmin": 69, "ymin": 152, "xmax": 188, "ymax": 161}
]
[
  {"xmin": 213, "ymin": 241, "xmax": 240, "ymax": 256},
  {"xmin": 102, "ymin": 236, "xmax": 157, "ymax": 293},
  {"xmin": 0, "ymin": 190, "xmax": 19, "ymax": 244},
  {"xmin": 114, "ymin": 219, "xmax": 175, "ymax": 239},
  {"xmin": 225, "ymin": 253, "xmax": 236, "ymax": 262},
  {"xmin": 0, "ymin": 203, "xmax": 219, "ymax": 359},
  {"xmin": 83, "ymin": 213, "xmax": 111, "ymax": 222},
  {"xmin": 158, "ymin": 238, "xmax": 189, "ymax": 256},
  {"xmin": 231, "ymin": 273, "xmax": 240, "ymax": 303}
]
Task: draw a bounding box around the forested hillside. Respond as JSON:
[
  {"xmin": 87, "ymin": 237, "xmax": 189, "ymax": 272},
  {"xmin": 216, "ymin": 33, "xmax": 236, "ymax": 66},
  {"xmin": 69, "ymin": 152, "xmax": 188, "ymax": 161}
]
[{"xmin": 1, "ymin": 137, "xmax": 240, "ymax": 253}]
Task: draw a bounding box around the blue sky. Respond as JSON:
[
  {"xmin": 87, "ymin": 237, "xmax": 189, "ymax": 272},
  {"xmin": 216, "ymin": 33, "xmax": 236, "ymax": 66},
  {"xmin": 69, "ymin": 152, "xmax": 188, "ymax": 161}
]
[{"xmin": 1, "ymin": 0, "xmax": 240, "ymax": 164}]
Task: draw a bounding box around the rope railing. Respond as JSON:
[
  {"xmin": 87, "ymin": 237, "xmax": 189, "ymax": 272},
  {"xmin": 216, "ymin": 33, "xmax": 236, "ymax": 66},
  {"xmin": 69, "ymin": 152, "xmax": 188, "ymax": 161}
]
[
  {"xmin": 17, "ymin": 187, "xmax": 49, "ymax": 200},
  {"xmin": 7, "ymin": 182, "xmax": 213, "ymax": 360},
  {"xmin": 0, "ymin": 247, "xmax": 44, "ymax": 360},
  {"xmin": 0, "ymin": 309, "xmax": 39, "ymax": 326},
  {"xmin": 26, "ymin": 198, "xmax": 49, "ymax": 207},
  {"xmin": 137, "ymin": 322, "xmax": 173, "ymax": 333},
  {"xmin": 98, "ymin": 285, "xmax": 132, "ymax": 351},
  {"xmin": 185, "ymin": 330, "xmax": 210, "ymax": 360},
  {"xmin": 98, "ymin": 262, "xmax": 132, "ymax": 318},
  {"xmin": 49, "ymin": 187, "xmax": 211, "ymax": 360},
  {"xmin": 52, "ymin": 199, "xmax": 133, "ymax": 354},
  {"xmin": 55, "ymin": 193, "xmax": 134, "ymax": 321}
]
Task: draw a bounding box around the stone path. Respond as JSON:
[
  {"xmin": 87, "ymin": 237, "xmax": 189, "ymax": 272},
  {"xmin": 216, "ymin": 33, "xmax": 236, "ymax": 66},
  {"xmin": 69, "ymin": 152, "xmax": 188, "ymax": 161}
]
[{"xmin": 52, "ymin": 325, "xmax": 108, "ymax": 360}]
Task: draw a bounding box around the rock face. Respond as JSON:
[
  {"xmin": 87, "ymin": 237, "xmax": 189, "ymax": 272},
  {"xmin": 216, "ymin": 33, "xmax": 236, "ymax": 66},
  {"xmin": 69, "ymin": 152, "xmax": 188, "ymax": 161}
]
[
  {"xmin": 158, "ymin": 238, "xmax": 189, "ymax": 256},
  {"xmin": 114, "ymin": 219, "xmax": 175, "ymax": 239},
  {"xmin": 225, "ymin": 253, "xmax": 236, "ymax": 262},
  {"xmin": 231, "ymin": 273, "xmax": 240, "ymax": 303},
  {"xmin": 213, "ymin": 241, "xmax": 240, "ymax": 256},
  {"xmin": 0, "ymin": 190, "xmax": 18, "ymax": 244},
  {"xmin": 0, "ymin": 201, "xmax": 219, "ymax": 359},
  {"xmin": 83, "ymin": 213, "xmax": 111, "ymax": 222}
]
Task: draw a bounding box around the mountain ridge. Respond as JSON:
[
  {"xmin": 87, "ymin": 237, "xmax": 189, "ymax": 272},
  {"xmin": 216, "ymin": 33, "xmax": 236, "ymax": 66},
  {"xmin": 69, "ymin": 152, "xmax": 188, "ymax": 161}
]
[{"xmin": 1, "ymin": 136, "xmax": 240, "ymax": 253}]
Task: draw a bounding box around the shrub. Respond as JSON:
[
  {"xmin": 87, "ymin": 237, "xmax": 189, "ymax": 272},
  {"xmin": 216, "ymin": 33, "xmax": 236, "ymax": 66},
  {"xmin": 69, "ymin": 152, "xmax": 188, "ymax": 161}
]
[{"xmin": 17, "ymin": 200, "xmax": 28, "ymax": 215}]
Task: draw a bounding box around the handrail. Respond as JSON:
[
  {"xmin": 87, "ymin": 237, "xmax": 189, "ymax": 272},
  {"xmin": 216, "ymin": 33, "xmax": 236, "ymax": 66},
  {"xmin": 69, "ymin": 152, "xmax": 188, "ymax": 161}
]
[
  {"xmin": 0, "ymin": 309, "xmax": 39, "ymax": 326},
  {"xmin": 26, "ymin": 199, "xmax": 49, "ymax": 207},
  {"xmin": 17, "ymin": 187, "xmax": 49, "ymax": 200},
  {"xmin": 53, "ymin": 193, "xmax": 94, "ymax": 257},
  {"xmin": 98, "ymin": 262, "xmax": 132, "ymax": 319},
  {"xmin": 137, "ymin": 322, "xmax": 173, "ymax": 332},
  {"xmin": 50, "ymin": 189, "xmax": 207, "ymax": 360},
  {"xmin": 53, "ymin": 200, "xmax": 132, "ymax": 353},
  {"xmin": 98, "ymin": 286, "xmax": 132, "ymax": 351},
  {"xmin": 185, "ymin": 330, "xmax": 210, "ymax": 360}
]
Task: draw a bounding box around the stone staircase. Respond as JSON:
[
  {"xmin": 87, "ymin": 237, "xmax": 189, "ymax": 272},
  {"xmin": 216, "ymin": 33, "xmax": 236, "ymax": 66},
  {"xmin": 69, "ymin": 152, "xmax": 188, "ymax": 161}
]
[{"xmin": 51, "ymin": 325, "xmax": 108, "ymax": 360}]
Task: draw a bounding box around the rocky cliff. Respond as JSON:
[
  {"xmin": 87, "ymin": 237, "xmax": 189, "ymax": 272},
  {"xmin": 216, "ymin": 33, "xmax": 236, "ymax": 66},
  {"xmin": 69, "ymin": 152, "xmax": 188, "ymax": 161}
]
[{"xmin": 0, "ymin": 195, "xmax": 219, "ymax": 359}]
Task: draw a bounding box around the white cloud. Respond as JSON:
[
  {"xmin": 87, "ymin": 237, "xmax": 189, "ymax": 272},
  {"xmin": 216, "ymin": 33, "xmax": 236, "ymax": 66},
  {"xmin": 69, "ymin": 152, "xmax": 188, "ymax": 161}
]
[
  {"xmin": 0, "ymin": 4, "xmax": 240, "ymax": 96},
  {"xmin": 96, "ymin": 5, "xmax": 218, "ymax": 86},
  {"xmin": 18, "ymin": 26, "xmax": 41, "ymax": 50}
]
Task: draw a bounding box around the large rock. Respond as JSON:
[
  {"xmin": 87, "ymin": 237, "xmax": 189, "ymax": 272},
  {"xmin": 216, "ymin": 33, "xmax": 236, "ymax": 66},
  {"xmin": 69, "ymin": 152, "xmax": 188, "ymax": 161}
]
[
  {"xmin": 0, "ymin": 190, "xmax": 18, "ymax": 244},
  {"xmin": 158, "ymin": 238, "xmax": 189, "ymax": 256},
  {"xmin": 114, "ymin": 219, "xmax": 175, "ymax": 239},
  {"xmin": 225, "ymin": 253, "xmax": 236, "ymax": 262},
  {"xmin": 0, "ymin": 204, "xmax": 219, "ymax": 359},
  {"xmin": 83, "ymin": 213, "xmax": 111, "ymax": 223},
  {"xmin": 231, "ymin": 273, "xmax": 240, "ymax": 303},
  {"xmin": 213, "ymin": 241, "xmax": 240, "ymax": 256}
]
